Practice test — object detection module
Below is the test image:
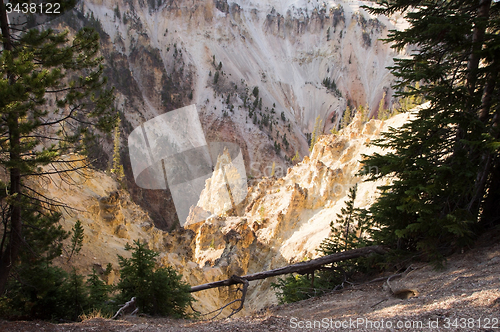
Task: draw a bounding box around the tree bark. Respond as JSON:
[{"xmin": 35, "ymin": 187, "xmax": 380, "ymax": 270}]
[
  {"xmin": 466, "ymin": 0, "xmax": 491, "ymax": 97},
  {"xmin": 0, "ymin": 1, "xmax": 11, "ymax": 52},
  {"xmin": 190, "ymin": 245, "xmax": 386, "ymax": 293},
  {"xmin": 455, "ymin": 0, "xmax": 493, "ymax": 216},
  {"xmin": 0, "ymin": 3, "xmax": 22, "ymax": 295},
  {"xmin": 469, "ymin": 48, "xmax": 500, "ymax": 215}
]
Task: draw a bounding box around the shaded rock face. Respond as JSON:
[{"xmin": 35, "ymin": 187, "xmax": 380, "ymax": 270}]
[{"xmin": 53, "ymin": 0, "xmax": 400, "ymax": 230}]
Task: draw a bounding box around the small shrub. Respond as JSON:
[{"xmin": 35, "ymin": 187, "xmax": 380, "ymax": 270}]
[
  {"xmin": 116, "ymin": 240, "xmax": 194, "ymax": 317},
  {"xmin": 252, "ymin": 86, "xmax": 259, "ymax": 98},
  {"xmin": 86, "ymin": 269, "xmax": 114, "ymax": 316},
  {"xmin": 271, "ymin": 274, "xmax": 313, "ymax": 304},
  {"xmin": 213, "ymin": 71, "xmax": 219, "ymax": 84}
]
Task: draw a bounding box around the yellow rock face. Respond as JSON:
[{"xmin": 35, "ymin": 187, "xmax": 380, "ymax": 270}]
[{"xmin": 36, "ymin": 112, "xmax": 410, "ymax": 315}]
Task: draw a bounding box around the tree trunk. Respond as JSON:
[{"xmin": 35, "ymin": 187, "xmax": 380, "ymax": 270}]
[
  {"xmin": 480, "ymin": 156, "xmax": 500, "ymax": 227},
  {"xmin": 468, "ymin": 48, "xmax": 500, "ymax": 214},
  {"xmin": 190, "ymin": 245, "xmax": 385, "ymax": 293},
  {"xmin": 466, "ymin": 0, "xmax": 491, "ymax": 97},
  {"xmin": 0, "ymin": 3, "xmax": 22, "ymax": 295},
  {"xmin": 454, "ymin": 0, "xmax": 492, "ymax": 216}
]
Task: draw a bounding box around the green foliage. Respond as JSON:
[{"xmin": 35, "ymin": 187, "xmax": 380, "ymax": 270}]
[
  {"xmin": 252, "ymin": 86, "xmax": 259, "ymax": 98},
  {"xmin": 116, "ymin": 240, "xmax": 193, "ymax": 317},
  {"xmin": 358, "ymin": 105, "xmax": 369, "ymax": 123},
  {"xmin": 0, "ymin": 261, "xmax": 114, "ymax": 321},
  {"xmin": 377, "ymin": 91, "xmax": 389, "ymax": 120},
  {"xmin": 67, "ymin": 220, "xmax": 84, "ymax": 263},
  {"xmin": 0, "ymin": 5, "xmax": 116, "ymax": 295},
  {"xmin": 283, "ymin": 133, "xmax": 289, "ymax": 150},
  {"xmin": 362, "ymin": 110, "xmax": 480, "ymax": 262},
  {"xmin": 309, "ymin": 115, "xmax": 323, "ymax": 152},
  {"xmin": 110, "ymin": 117, "xmax": 125, "ymax": 181},
  {"xmin": 398, "ymin": 83, "xmax": 424, "ymax": 112},
  {"xmin": 2, "ymin": 239, "xmax": 194, "ymax": 320},
  {"xmin": 86, "ymin": 268, "xmax": 114, "ymax": 316},
  {"xmin": 271, "ymin": 274, "xmax": 315, "ymax": 304},
  {"xmin": 0, "ymin": 200, "xmax": 113, "ymax": 321},
  {"xmin": 362, "ymin": 0, "xmax": 500, "ymax": 264},
  {"xmin": 114, "ymin": 5, "xmax": 121, "ymax": 20},
  {"xmin": 319, "ymin": 184, "xmax": 370, "ymax": 255},
  {"xmin": 322, "ymin": 77, "xmax": 342, "ymax": 97},
  {"xmin": 341, "ymin": 106, "xmax": 352, "ymax": 129},
  {"xmin": 1, "ymin": 263, "xmax": 72, "ymax": 320},
  {"xmin": 64, "ymin": 268, "xmax": 88, "ymax": 321},
  {"xmin": 274, "ymin": 140, "xmax": 281, "ymax": 154},
  {"xmin": 213, "ymin": 71, "xmax": 219, "ymax": 84},
  {"xmin": 272, "ymin": 185, "xmax": 372, "ymax": 304}
]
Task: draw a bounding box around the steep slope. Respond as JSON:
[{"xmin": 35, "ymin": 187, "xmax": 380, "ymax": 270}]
[
  {"xmin": 37, "ymin": 111, "xmax": 413, "ymax": 316},
  {"xmin": 52, "ymin": 0, "xmax": 402, "ymax": 229}
]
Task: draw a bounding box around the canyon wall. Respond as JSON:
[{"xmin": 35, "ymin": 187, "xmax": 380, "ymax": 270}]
[
  {"xmin": 52, "ymin": 0, "xmax": 402, "ymax": 229},
  {"xmin": 42, "ymin": 111, "xmax": 413, "ymax": 315}
]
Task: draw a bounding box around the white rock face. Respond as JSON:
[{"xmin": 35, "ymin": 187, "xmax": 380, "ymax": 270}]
[{"xmin": 69, "ymin": 0, "xmax": 400, "ymax": 171}]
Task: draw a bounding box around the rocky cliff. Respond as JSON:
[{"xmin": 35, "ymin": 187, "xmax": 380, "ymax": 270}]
[
  {"xmin": 40, "ymin": 110, "xmax": 413, "ymax": 315},
  {"xmin": 50, "ymin": 0, "xmax": 403, "ymax": 229}
]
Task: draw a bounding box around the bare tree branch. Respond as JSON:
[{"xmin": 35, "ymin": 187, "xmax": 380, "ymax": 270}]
[{"xmin": 190, "ymin": 246, "xmax": 386, "ymax": 293}]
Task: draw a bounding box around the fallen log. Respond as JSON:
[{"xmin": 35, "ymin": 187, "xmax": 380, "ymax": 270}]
[{"xmin": 190, "ymin": 245, "xmax": 385, "ymax": 293}]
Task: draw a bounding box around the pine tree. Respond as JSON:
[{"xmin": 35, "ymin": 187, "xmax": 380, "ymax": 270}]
[
  {"xmin": 111, "ymin": 117, "xmax": 125, "ymax": 180},
  {"xmin": 116, "ymin": 240, "xmax": 193, "ymax": 317},
  {"xmin": 67, "ymin": 220, "xmax": 85, "ymax": 263},
  {"xmin": 0, "ymin": 3, "xmax": 116, "ymax": 293},
  {"xmin": 309, "ymin": 115, "xmax": 322, "ymax": 152},
  {"xmin": 377, "ymin": 92, "xmax": 388, "ymax": 120},
  {"xmin": 363, "ymin": 0, "xmax": 500, "ymax": 262},
  {"xmin": 358, "ymin": 105, "xmax": 369, "ymax": 122},
  {"xmin": 319, "ymin": 184, "xmax": 369, "ymax": 255},
  {"xmin": 272, "ymin": 185, "xmax": 371, "ymax": 304},
  {"xmin": 341, "ymin": 106, "xmax": 352, "ymax": 129},
  {"xmin": 86, "ymin": 268, "xmax": 113, "ymax": 316}
]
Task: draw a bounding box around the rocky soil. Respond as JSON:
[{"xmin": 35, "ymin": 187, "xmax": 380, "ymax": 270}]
[{"xmin": 3, "ymin": 232, "xmax": 500, "ymax": 332}]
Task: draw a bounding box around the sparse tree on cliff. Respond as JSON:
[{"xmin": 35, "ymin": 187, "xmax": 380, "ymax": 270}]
[
  {"xmin": 111, "ymin": 117, "xmax": 125, "ymax": 181},
  {"xmin": 0, "ymin": 1, "xmax": 116, "ymax": 294},
  {"xmin": 309, "ymin": 115, "xmax": 323, "ymax": 152}
]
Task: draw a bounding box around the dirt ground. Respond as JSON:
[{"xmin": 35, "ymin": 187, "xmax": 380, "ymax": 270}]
[{"xmin": 2, "ymin": 234, "xmax": 500, "ymax": 332}]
